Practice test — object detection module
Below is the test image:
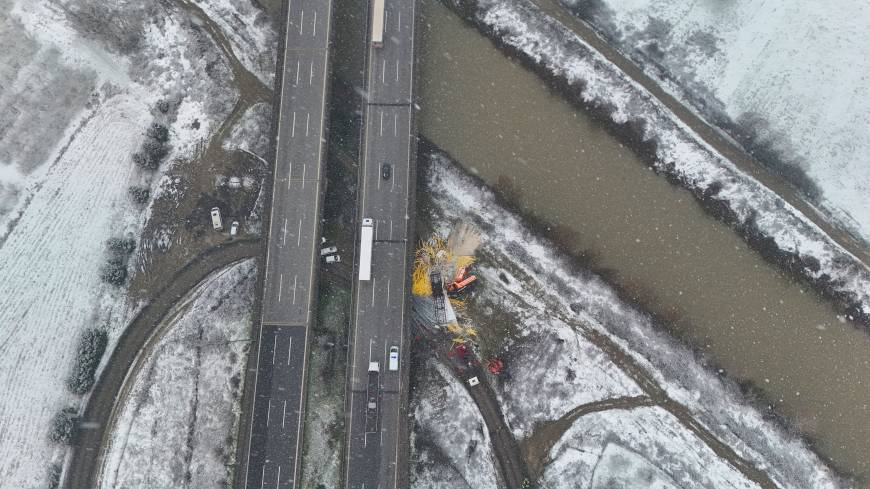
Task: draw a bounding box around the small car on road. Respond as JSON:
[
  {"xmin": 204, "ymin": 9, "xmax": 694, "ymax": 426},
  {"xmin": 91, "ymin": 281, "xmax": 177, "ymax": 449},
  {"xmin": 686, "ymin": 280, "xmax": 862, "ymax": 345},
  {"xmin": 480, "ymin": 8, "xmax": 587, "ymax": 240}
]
[
  {"xmin": 230, "ymin": 221, "xmax": 239, "ymax": 237},
  {"xmin": 381, "ymin": 163, "xmax": 392, "ymax": 180}
]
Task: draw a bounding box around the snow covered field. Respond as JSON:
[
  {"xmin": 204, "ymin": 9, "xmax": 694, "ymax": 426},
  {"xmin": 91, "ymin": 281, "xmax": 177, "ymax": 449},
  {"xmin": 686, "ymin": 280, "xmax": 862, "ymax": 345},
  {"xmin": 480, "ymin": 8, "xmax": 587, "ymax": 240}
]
[
  {"xmin": 100, "ymin": 260, "xmax": 255, "ymax": 489},
  {"xmin": 410, "ymin": 359, "xmax": 499, "ymax": 489},
  {"xmin": 449, "ymin": 0, "xmax": 870, "ymax": 324},
  {"xmin": 475, "ymin": 294, "xmax": 642, "ymax": 437},
  {"xmin": 0, "ymin": 0, "xmax": 272, "ymax": 486},
  {"xmin": 424, "ymin": 152, "xmax": 846, "ymax": 488},
  {"xmin": 543, "ymin": 407, "xmax": 758, "ymax": 489},
  {"xmin": 560, "ymin": 0, "xmax": 870, "ymax": 246}
]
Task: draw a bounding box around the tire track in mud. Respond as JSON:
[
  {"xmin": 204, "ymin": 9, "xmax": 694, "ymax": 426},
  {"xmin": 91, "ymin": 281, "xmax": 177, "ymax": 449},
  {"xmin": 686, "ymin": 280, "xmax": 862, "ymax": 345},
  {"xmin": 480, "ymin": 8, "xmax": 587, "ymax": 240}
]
[
  {"xmin": 520, "ymin": 395, "xmax": 655, "ymax": 479},
  {"xmin": 174, "ymin": 0, "xmax": 271, "ymax": 143},
  {"xmin": 555, "ymin": 310, "xmax": 781, "ymax": 489}
]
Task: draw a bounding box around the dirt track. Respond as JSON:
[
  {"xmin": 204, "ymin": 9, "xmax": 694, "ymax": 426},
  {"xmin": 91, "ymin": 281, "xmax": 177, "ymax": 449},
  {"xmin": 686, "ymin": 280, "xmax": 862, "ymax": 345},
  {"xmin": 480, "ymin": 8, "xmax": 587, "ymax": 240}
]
[
  {"xmin": 64, "ymin": 238, "xmax": 262, "ymax": 489},
  {"xmin": 413, "ymin": 321, "xmax": 531, "ymax": 489}
]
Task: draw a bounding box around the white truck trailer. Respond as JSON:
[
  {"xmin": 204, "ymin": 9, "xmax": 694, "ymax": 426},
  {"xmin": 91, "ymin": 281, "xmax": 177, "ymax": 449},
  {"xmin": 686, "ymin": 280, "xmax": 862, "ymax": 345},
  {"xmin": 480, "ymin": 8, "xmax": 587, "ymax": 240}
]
[
  {"xmin": 358, "ymin": 218, "xmax": 374, "ymax": 281},
  {"xmin": 371, "ymin": 0, "xmax": 385, "ymax": 48}
]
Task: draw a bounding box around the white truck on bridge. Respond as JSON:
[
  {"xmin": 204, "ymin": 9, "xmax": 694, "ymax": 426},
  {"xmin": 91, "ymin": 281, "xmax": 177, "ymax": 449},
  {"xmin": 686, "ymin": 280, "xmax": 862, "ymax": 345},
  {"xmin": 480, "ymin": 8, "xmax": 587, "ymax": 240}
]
[
  {"xmin": 371, "ymin": 0, "xmax": 385, "ymax": 48},
  {"xmin": 359, "ymin": 218, "xmax": 374, "ymax": 281}
]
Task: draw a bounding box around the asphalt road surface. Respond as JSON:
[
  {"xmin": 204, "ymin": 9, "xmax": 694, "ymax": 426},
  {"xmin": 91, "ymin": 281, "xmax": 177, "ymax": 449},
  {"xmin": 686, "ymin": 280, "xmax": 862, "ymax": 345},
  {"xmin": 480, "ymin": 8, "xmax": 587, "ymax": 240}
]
[
  {"xmin": 344, "ymin": 0, "xmax": 417, "ymax": 486},
  {"xmin": 242, "ymin": 0, "xmax": 333, "ymax": 486}
]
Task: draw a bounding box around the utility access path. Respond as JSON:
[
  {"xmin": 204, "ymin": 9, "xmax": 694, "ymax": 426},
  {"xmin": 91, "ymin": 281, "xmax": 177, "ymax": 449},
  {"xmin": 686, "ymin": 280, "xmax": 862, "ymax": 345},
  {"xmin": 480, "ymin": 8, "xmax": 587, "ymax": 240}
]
[
  {"xmin": 343, "ymin": 0, "xmax": 418, "ymax": 487},
  {"xmin": 240, "ymin": 0, "xmax": 333, "ymax": 486}
]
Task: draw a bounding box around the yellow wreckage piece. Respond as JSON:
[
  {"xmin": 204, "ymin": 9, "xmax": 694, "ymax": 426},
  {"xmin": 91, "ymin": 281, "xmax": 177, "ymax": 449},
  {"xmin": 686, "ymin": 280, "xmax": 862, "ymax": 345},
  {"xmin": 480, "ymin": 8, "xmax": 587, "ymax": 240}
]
[{"xmin": 412, "ymin": 262, "xmax": 432, "ymax": 296}]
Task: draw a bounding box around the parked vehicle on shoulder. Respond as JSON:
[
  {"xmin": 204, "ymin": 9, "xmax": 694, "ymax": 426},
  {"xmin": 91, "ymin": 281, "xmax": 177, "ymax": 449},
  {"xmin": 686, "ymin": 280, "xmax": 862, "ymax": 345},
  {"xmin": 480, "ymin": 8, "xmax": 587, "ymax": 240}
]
[
  {"xmin": 210, "ymin": 207, "xmax": 223, "ymax": 231},
  {"xmin": 321, "ymin": 246, "xmax": 338, "ymax": 256},
  {"xmin": 325, "ymin": 254, "xmax": 341, "ymax": 263}
]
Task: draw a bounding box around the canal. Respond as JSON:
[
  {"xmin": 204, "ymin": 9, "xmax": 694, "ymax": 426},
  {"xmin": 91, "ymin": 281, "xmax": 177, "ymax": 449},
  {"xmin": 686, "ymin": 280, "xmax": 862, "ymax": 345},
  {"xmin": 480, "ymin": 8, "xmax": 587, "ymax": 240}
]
[{"xmin": 417, "ymin": 0, "xmax": 870, "ymax": 480}]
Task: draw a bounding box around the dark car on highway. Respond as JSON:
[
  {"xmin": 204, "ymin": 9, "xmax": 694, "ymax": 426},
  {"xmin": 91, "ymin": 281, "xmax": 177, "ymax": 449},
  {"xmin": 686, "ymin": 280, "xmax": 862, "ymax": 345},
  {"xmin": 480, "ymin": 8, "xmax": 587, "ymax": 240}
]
[{"xmin": 381, "ymin": 163, "xmax": 392, "ymax": 180}]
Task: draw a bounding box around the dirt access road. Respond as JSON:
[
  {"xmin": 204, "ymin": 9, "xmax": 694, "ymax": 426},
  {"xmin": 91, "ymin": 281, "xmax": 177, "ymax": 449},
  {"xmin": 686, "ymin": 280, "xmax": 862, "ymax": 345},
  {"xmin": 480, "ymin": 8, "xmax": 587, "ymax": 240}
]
[
  {"xmin": 413, "ymin": 321, "xmax": 531, "ymax": 489},
  {"xmin": 64, "ymin": 238, "xmax": 262, "ymax": 489}
]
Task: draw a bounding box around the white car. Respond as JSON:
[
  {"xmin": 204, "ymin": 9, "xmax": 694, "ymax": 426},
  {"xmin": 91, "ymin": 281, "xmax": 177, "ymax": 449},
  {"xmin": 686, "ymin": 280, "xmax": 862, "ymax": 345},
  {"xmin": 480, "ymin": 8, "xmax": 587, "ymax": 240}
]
[
  {"xmin": 325, "ymin": 254, "xmax": 341, "ymax": 263},
  {"xmin": 388, "ymin": 346, "xmax": 399, "ymax": 371},
  {"xmin": 320, "ymin": 246, "xmax": 338, "ymax": 256},
  {"xmin": 229, "ymin": 221, "xmax": 239, "ymax": 237}
]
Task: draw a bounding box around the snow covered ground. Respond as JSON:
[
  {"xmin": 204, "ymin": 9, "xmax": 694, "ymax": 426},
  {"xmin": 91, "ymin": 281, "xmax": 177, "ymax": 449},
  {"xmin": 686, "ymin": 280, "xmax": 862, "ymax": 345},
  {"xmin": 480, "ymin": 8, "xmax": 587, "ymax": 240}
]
[
  {"xmin": 470, "ymin": 280, "xmax": 643, "ymax": 437},
  {"xmin": 424, "ymin": 152, "xmax": 846, "ymax": 488},
  {"xmin": 0, "ymin": 0, "xmax": 272, "ymax": 486},
  {"xmin": 99, "ymin": 259, "xmax": 256, "ymax": 489},
  {"xmin": 452, "ymin": 0, "xmax": 870, "ymax": 323},
  {"xmin": 223, "ymin": 102, "xmax": 273, "ymax": 161},
  {"xmin": 543, "ymin": 407, "xmax": 758, "ymax": 489},
  {"xmin": 189, "ymin": 0, "xmax": 277, "ymax": 86},
  {"xmin": 410, "ymin": 359, "xmax": 500, "ymax": 489},
  {"xmin": 559, "ymin": 0, "xmax": 870, "ymax": 246}
]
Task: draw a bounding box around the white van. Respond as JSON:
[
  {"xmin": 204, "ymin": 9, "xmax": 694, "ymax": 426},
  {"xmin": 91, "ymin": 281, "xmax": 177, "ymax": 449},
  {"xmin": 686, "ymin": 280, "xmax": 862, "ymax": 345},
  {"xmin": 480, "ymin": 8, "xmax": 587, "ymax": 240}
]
[
  {"xmin": 210, "ymin": 207, "xmax": 223, "ymax": 231},
  {"xmin": 388, "ymin": 346, "xmax": 399, "ymax": 371}
]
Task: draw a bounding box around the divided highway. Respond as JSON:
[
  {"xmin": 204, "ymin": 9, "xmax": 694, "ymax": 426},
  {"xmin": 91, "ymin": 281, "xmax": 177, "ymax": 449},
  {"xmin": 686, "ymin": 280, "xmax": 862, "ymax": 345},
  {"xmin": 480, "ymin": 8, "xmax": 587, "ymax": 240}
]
[
  {"xmin": 241, "ymin": 0, "xmax": 333, "ymax": 487},
  {"xmin": 344, "ymin": 0, "xmax": 417, "ymax": 486}
]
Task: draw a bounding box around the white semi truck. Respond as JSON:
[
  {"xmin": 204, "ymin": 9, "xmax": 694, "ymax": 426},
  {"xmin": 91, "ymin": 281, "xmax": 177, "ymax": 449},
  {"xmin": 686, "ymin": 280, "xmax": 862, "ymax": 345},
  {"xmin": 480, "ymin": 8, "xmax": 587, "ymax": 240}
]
[
  {"xmin": 359, "ymin": 218, "xmax": 373, "ymax": 281},
  {"xmin": 371, "ymin": 0, "xmax": 385, "ymax": 48}
]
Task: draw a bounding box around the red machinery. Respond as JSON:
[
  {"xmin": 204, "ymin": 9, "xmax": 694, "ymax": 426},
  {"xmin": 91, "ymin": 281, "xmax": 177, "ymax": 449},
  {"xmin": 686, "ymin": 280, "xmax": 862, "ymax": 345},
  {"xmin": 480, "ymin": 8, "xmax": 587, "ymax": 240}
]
[
  {"xmin": 446, "ymin": 266, "xmax": 477, "ymax": 295},
  {"xmin": 487, "ymin": 358, "xmax": 504, "ymax": 375}
]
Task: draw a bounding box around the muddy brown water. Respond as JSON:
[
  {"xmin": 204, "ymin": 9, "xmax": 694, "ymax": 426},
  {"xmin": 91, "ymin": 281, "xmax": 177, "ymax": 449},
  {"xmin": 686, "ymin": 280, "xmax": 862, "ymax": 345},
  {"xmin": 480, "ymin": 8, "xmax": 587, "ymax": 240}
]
[{"xmin": 417, "ymin": 0, "xmax": 870, "ymax": 481}]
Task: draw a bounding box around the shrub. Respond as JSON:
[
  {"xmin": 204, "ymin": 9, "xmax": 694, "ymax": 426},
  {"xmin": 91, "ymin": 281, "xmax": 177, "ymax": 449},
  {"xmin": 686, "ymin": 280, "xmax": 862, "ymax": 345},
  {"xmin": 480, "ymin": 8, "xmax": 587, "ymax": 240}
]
[
  {"xmin": 146, "ymin": 122, "xmax": 169, "ymax": 143},
  {"xmin": 156, "ymin": 99, "xmax": 171, "ymax": 114},
  {"xmin": 46, "ymin": 463, "xmax": 62, "ymax": 489},
  {"xmin": 66, "ymin": 328, "xmax": 108, "ymax": 395},
  {"xmin": 132, "ymin": 140, "xmax": 168, "ymax": 171},
  {"xmin": 100, "ymin": 257, "xmax": 127, "ymax": 286},
  {"xmin": 48, "ymin": 408, "xmax": 78, "ymax": 444},
  {"xmin": 143, "ymin": 138, "xmax": 168, "ymax": 161},
  {"xmin": 107, "ymin": 237, "xmax": 136, "ymax": 256},
  {"xmin": 132, "ymin": 151, "xmax": 150, "ymax": 169},
  {"xmin": 128, "ymin": 185, "xmax": 150, "ymax": 205}
]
